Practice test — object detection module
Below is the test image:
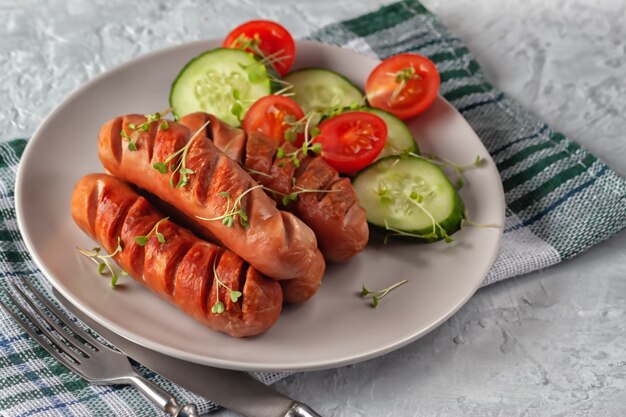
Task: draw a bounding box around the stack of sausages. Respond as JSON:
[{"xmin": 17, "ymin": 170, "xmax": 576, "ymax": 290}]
[{"xmin": 71, "ymin": 113, "xmax": 368, "ymax": 337}]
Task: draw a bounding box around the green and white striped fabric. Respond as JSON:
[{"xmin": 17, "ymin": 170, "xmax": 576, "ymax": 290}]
[{"xmin": 0, "ymin": 1, "xmax": 624, "ymax": 415}]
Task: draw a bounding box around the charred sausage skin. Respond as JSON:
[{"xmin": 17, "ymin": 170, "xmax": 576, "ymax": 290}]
[
  {"xmin": 179, "ymin": 112, "xmax": 369, "ymax": 262},
  {"xmin": 71, "ymin": 173, "xmax": 282, "ymax": 337},
  {"xmin": 98, "ymin": 114, "xmax": 321, "ymax": 280}
]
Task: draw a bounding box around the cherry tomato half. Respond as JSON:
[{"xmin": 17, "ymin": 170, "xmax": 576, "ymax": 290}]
[
  {"xmin": 365, "ymin": 53, "xmax": 440, "ymax": 120},
  {"xmin": 223, "ymin": 20, "xmax": 296, "ymax": 77},
  {"xmin": 242, "ymin": 95, "xmax": 305, "ymax": 146},
  {"xmin": 313, "ymin": 112, "xmax": 387, "ymax": 174}
]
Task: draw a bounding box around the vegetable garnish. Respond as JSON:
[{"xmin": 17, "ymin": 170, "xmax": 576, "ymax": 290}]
[
  {"xmin": 120, "ymin": 108, "xmax": 174, "ymax": 151},
  {"xmin": 360, "ymin": 280, "xmax": 408, "ymax": 308},
  {"xmin": 211, "ymin": 258, "xmax": 242, "ymax": 314},
  {"xmin": 77, "ymin": 237, "xmax": 127, "ymax": 287},
  {"xmin": 134, "ymin": 217, "xmax": 169, "ymax": 246},
  {"xmin": 223, "ymin": 20, "xmax": 296, "ymax": 76},
  {"xmin": 366, "ymin": 53, "xmax": 440, "ymax": 120},
  {"xmin": 384, "ymin": 217, "xmax": 453, "ymax": 244},
  {"xmin": 197, "ymin": 184, "xmax": 264, "ymax": 227},
  {"xmin": 276, "ymin": 112, "xmax": 323, "ymax": 168},
  {"xmin": 312, "ymin": 111, "xmax": 387, "ymax": 174},
  {"xmin": 460, "ymin": 209, "xmax": 501, "ymax": 230},
  {"xmin": 409, "ymin": 152, "xmax": 483, "ymax": 189},
  {"xmin": 263, "ymin": 177, "xmax": 341, "ymax": 206},
  {"xmin": 242, "ymin": 95, "xmax": 305, "ymax": 146},
  {"xmin": 152, "ymin": 119, "xmax": 211, "ymax": 188}
]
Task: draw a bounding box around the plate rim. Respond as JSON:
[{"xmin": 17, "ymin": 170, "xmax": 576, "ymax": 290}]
[{"xmin": 15, "ymin": 39, "xmax": 505, "ymax": 371}]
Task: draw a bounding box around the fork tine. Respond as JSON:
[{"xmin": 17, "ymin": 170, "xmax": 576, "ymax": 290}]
[
  {"xmin": 9, "ymin": 281, "xmax": 93, "ymax": 357},
  {"xmin": 0, "ymin": 296, "xmax": 87, "ymax": 381},
  {"xmin": 2, "ymin": 289, "xmax": 85, "ymax": 365},
  {"xmin": 21, "ymin": 279, "xmax": 103, "ymax": 350}
]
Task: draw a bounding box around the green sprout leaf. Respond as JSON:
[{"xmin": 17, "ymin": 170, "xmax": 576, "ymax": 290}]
[
  {"xmin": 211, "ymin": 301, "xmax": 225, "ymax": 314},
  {"xmin": 153, "ymin": 162, "xmax": 168, "ymax": 174},
  {"xmin": 135, "ymin": 217, "xmax": 168, "ymax": 246},
  {"xmin": 231, "ymin": 102, "xmax": 243, "ymax": 119},
  {"xmin": 311, "ymin": 143, "xmax": 322, "ymax": 154},
  {"xmin": 359, "ymin": 280, "xmax": 408, "ymax": 308},
  {"xmin": 77, "ymin": 240, "xmax": 126, "ymax": 287},
  {"xmin": 134, "ymin": 236, "xmax": 149, "ymax": 246},
  {"xmin": 198, "ymin": 185, "xmax": 262, "ymax": 228},
  {"xmin": 152, "ymin": 119, "xmax": 210, "ymax": 188},
  {"xmin": 229, "ymin": 290, "xmax": 242, "ymax": 303}
]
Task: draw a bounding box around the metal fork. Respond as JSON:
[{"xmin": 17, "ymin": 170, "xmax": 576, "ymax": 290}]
[{"xmin": 0, "ymin": 279, "xmax": 199, "ymax": 417}]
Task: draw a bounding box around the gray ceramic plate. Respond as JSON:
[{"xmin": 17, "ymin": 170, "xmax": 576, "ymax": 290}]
[{"xmin": 15, "ymin": 40, "xmax": 504, "ymax": 372}]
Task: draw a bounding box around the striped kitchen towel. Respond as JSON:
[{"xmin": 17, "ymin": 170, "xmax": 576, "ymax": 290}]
[{"xmin": 0, "ymin": 0, "xmax": 624, "ymax": 416}]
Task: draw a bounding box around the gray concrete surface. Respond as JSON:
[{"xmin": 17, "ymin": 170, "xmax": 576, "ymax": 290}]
[{"xmin": 2, "ymin": 0, "xmax": 625, "ymax": 416}]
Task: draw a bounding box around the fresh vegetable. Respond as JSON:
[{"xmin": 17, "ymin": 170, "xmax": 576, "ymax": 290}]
[
  {"xmin": 134, "ymin": 217, "xmax": 169, "ymax": 246},
  {"xmin": 365, "ymin": 53, "xmax": 440, "ymax": 120},
  {"xmin": 76, "ymin": 237, "xmax": 126, "ymax": 287},
  {"xmin": 196, "ymin": 185, "xmax": 264, "ymax": 228},
  {"xmin": 360, "ymin": 279, "xmax": 408, "ymax": 308},
  {"xmin": 169, "ymin": 48, "xmax": 272, "ymax": 126},
  {"xmin": 352, "ymin": 155, "xmax": 464, "ymax": 241},
  {"xmin": 223, "ymin": 20, "xmax": 296, "ymax": 77},
  {"xmin": 313, "ymin": 111, "xmax": 387, "ymax": 174},
  {"xmin": 152, "ymin": 120, "xmax": 211, "ymax": 188},
  {"xmin": 284, "ymin": 68, "xmax": 364, "ymax": 114},
  {"xmin": 346, "ymin": 107, "xmax": 418, "ymax": 158},
  {"xmin": 242, "ymin": 95, "xmax": 305, "ymax": 146}
]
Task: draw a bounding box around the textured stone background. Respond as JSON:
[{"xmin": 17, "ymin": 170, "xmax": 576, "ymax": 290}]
[{"xmin": 2, "ymin": 0, "xmax": 625, "ymax": 416}]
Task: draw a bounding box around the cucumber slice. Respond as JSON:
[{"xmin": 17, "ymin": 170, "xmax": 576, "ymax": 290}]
[
  {"xmin": 353, "ymin": 156, "xmax": 464, "ymax": 240},
  {"xmin": 284, "ymin": 68, "xmax": 364, "ymax": 114},
  {"xmin": 349, "ymin": 107, "xmax": 419, "ymax": 159},
  {"xmin": 170, "ymin": 48, "xmax": 271, "ymax": 127}
]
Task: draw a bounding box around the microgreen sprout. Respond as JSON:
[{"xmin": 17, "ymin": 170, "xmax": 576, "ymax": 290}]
[
  {"xmin": 197, "ymin": 184, "xmax": 263, "ymax": 227},
  {"xmin": 263, "ymin": 178, "xmax": 341, "ymax": 206},
  {"xmin": 322, "ymin": 98, "xmax": 366, "ymax": 119},
  {"xmin": 119, "ymin": 108, "xmax": 174, "ymax": 152},
  {"xmin": 360, "ymin": 279, "xmax": 408, "ymax": 308},
  {"xmin": 231, "ymin": 33, "xmax": 292, "ymax": 76},
  {"xmin": 235, "ymin": 60, "xmax": 293, "ymax": 95},
  {"xmin": 387, "ymin": 66, "xmax": 421, "ymax": 105},
  {"xmin": 383, "ymin": 213, "xmax": 454, "ymax": 244},
  {"xmin": 244, "ymin": 167, "xmax": 274, "ymax": 178},
  {"xmin": 409, "ymin": 152, "xmax": 483, "ymax": 189},
  {"xmin": 152, "ymin": 120, "xmax": 211, "ymax": 188},
  {"xmin": 210, "ymin": 258, "xmax": 242, "ymax": 314},
  {"xmin": 282, "ymin": 114, "xmax": 304, "ymax": 143},
  {"xmin": 230, "ymin": 89, "xmax": 245, "ymax": 122},
  {"xmin": 460, "ymin": 209, "xmax": 500, "ymax": 230},
  {"xmin": 277, "ymin": 112, "xmax": 323, "ymax": 168},
  {"xmin": 134, "ymin": 217, "xmax": 169, "ymax": 246},
  {"xmin": 120, "ymin": 129, "xmax": 137, "ymax": 151},
  {"xmin": 77, "ymin": 237, "xmax": 127, "ymax": 287}
]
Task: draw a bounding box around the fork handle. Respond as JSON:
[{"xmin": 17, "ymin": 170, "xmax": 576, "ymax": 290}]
[
  {"xmin": 127, "ymin": 374, "xmax": 199, "ymax": 417},
  {"xmin": 285, "ymin": 402, "xmax": 323, "ymax": 417}
]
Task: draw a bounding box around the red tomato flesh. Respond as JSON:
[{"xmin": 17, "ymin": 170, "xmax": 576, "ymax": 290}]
[
  {"xmin": 313, "ymin": 112, "xmax": 387, "ymax": 174},
  {"xmin": 223, "ymin": 20, "xmax": 296, "ymax": 77},
  {"xmin": 366, "ymin": 53, "xmax": 440, "ymax": 120},
  {"xmin": 242, "ymin": 95, "xmax": 305, "ymax": 146}
]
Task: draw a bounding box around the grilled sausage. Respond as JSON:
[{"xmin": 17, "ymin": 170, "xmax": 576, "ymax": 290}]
[
  {"xmin": 98, "ymin": 114, "xmax": 320, "ymax": 280},
  {"xmin": 71, "ymin": 173, "xmax": 282, "ymax": 337},
  {"xmin": 179, "ymin": 112, "xmax": 369, "ymax": 262}
]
